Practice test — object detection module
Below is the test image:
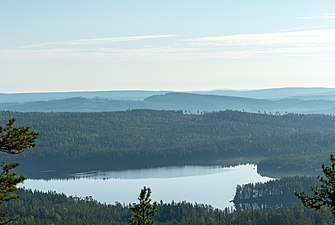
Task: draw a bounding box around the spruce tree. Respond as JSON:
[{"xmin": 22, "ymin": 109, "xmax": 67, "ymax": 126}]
[
  {"xmin": 129, "ymin": 186, "xmax": 158, "ymax": 225},
  {"xmin": 296, "ymin": 154, "xmax": 335, "ymax": 222},
  {"xmin": 0, "ymin": 118, "xmax": 38, "ymax": 224}
]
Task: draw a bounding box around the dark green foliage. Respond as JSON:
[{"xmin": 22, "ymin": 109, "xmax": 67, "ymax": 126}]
[
  {"xmin": 0, "ymin": 189, "xmax": 131, "ymax": 225},
  {"xmin": 233, "ymin": 176, "xmax": 319, "ymax": 210},
  {"xmin": 0, "ymin": 119, "xmax": 38, "ymax": 155},
  {"xmin": 0, "ymin": 163, "xmax": 24, "ymax": 204},
  {"xmin": 0, "ymin": 119, "xmax": 37, "ymax": 224},
  {"xmin": 130, "ymin": 187, "xmax": 158, "ymax": 225},
  {"xmin": 0, "ymin": 110, "xmax": 335, "ymax": 177},
  {"xmin": 257, "ymin": 151, "xmax": 335, "ymax": 176},
  {"xmin": 0, "ymin": 119, "xmax": 37, "ymax": 205},
  {"xmin": 0, "ymin": 189, "xmax": 333, "ymax": 225},
  {"xmin": 296, "ymin": 154, "xmax": 335, "ymax": 221}
]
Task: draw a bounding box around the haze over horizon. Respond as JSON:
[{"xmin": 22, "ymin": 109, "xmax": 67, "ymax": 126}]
[
  {"xmin": 1, "ymin": 86, "xmax": 335, "ymax": 95},
  {"xmin": 2, "ymin": 0, "xmax": 335, "ymax": 92}
]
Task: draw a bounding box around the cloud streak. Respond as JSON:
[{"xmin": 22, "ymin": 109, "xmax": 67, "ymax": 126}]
[
  {"xmin": 298, "ymin": 13, "xmax": 335, "ymax": 20},
  {"xmin": 3, "ymin": 46, "xmax": 335, "ymax": 62},
  {"xmin": 190, "ymin": 29, "xmax": 335, "ymax": 47},
  {"xmin": 20, "ymin": 35, "xmax": 176, "ymax": 49},
  {"xmin": 2, "ymin": 30, "xmax": 335, "ymax": 62}
]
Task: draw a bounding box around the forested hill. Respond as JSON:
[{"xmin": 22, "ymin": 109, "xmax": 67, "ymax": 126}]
[
  {"xmin": 0, "ymin": 97, "xmax": 150, "ymax": 112},
  {"xmin": 0, "ymin": 110, "xmax": 334, "ymax": 178},
  {"xmin": 145, "ymin": 93, "xmax": 272, "ymax": 112},
  {"xmin": 144, "ymin": 92, "xmax": 335, "ymax": 114},
  {"xmin": 2, "ymin": 92, "xmax": 335, "ymax": 114},
  {"xmin": 2, "ymin": 87, "xmax": 335, "ymax": 103}
]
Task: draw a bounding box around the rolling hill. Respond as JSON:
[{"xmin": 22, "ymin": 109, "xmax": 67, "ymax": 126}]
[{"xmin": 1, "ymin": 92, "xmax": 335, "ymax": 114}]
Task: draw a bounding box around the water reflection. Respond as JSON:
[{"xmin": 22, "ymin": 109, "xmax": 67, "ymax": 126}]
[
  {"xmin": 22, "ymin": 164, "xmax": 272, "ymax": 209},
  {"xmin": 71, "ymin": 165, "xmax": 234, "ymax": 180}
]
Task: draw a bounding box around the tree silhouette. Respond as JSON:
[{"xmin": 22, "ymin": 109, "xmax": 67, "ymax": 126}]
[
  {"xmin": 0, "ymin": 119, "xmax": 38, "ymax": 224},
  {"xmin": 296, "ymin": 154, "xmax": 335, "ymax": 222},
  {"xmin": 130, "ymin": 186, "xmax": 158, "ymax": 225}
]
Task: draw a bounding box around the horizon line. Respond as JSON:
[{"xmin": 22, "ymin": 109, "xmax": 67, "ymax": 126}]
[{"xmin": 0, "ymin": 86, "xmax": 334, "ymax": 94}]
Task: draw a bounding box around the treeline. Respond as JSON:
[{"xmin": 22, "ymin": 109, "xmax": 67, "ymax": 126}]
[
  {"xmin": 257, "ymin": 153, "xmax": 331, "ymax": 176},
  {"xmin": 1, "ymin": 110, "xmax": 335, "ymax": 177},
  {"xmin": 0, "ymin": 188, "xmax": 333, "ymax": 225},
  {"xmin": 233, "ymin": 176, "xmax": 319, "ymax": 210}
]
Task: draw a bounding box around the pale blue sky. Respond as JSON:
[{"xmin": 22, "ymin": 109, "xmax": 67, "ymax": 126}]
[{"xmin": 1, "ymin": 0, "xmax": 335, "ymax": 92}]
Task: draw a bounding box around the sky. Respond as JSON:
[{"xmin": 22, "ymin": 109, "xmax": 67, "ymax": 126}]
[{"xmin": 1, "ymin": 0, "xmax": 335, "ymax": 93}]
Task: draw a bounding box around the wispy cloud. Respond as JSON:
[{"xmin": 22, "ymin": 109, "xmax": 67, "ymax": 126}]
[
  {"xmin": 187, "ymin": 29, "xmax": 335, "ymax": 60},
  {"xmin": 2, "ymin": 31, "xmax": 335, "ymax": 62},
  {"xmin": 278, "ymin": 25, "xmax": 335, "ymax": 32},
  {"xmin": 20, "ymin": 35, "xmax": 176, "ymax": 49},
  {"xmin": 190, "ymin": 29, "xmax": 335, "ymax": 47},
  {"xmin": 298, "ymin": 13, "xmax": 335, "ymax": 20},
  {"xmin": 0, "ymin": 46, "xmax": 264, "ymax": 62}
]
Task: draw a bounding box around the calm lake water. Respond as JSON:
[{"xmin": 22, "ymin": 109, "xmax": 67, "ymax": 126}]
[{"xmin": 21, "ymin": 164, "xmax": 272, "ymax": 209}]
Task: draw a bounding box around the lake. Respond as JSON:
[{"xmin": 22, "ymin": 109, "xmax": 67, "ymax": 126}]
[{"xmin": 21, "ymin": 164, "xmax": 273, "ymax": 209}]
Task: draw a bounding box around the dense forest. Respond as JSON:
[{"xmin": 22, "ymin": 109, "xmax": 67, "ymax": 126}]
[
  {"xmin": 258, "ymin": 154, "xmax": 331, "ymax": 177},
  {"xmin": 0, "ymin": 110, "xmax": 334, "ymax": 177},
  {"xmin": 0, "ymin": 187, "xmax": 332, "ymax": 225},
  {"xmin": 233, "ymin": 176, "xmax": 319, "ymax": 210}
]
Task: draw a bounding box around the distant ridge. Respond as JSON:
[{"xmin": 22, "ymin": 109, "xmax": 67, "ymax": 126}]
[
  {"xmin": 2, "ymin": 87, "xmax": 335, "ymax": 103},
  {"xmin": 0, "ymin": 90, "xmax": 167, "ymax": 103},
  {"xmin": 145, "ymin": 92, "xmax": 272, "ymax": 112},
  {"xmin": 192, "ymin": 87, "xmax": 335, "ymax": 100},
  {"xmin": 1, "ymin": 91, "xmax": 335, "ymax": 114},
  {"xmin": 145, "ymin": 92, "xmax": 335, "ymax": 114}
]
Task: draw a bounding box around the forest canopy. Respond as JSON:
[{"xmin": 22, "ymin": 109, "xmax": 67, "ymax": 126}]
[{"xmin": 0, "ymin": 110, "xmax": 333, "ymax": 176}]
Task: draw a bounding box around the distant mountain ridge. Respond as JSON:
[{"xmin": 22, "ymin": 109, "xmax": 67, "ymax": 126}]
[
  {"xmin": 193, "ymin": 87, "xmax": 335, "ymax": 100},
  {"xmin": 0, "ymin": 90, "xmax": 168, "ymax": 103},
  {"xmin": 2, "ymin": 87, "xmax": 335, "ymax": 103},
  {"xmin": 0, "ymin": 97, "xmax": 149, "ymax": 112},
  {"xmin": 145, "ymin": 92, "xmax": 335, "ymax": 114},
  {"xmin": 1, "ymin": 91, "xmax": 335, "ymax": 114}
]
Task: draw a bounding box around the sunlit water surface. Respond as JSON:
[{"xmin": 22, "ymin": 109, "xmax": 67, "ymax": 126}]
[{"xmin": 21, "ymin": 164, "xmax": 272, "ymax": 209}]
